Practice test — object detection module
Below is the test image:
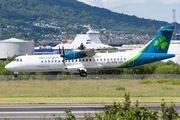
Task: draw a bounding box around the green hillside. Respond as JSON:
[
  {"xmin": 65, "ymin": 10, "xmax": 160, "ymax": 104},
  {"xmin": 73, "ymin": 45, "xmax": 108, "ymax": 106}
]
[{"xmin": 0, "ymin": 0, "xmax": 179, "ymax": 38}]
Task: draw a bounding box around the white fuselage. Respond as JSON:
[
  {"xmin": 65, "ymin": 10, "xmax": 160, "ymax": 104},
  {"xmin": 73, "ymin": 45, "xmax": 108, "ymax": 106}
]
[{"xmin": 5, "ymin": 52, "xmax": 133, "ymax": 73}]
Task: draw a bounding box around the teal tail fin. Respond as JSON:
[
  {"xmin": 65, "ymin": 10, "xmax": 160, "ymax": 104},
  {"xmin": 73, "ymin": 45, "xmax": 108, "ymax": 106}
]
[{"xmin": 142, "ymin": 25, "xmax": 174, "ymax": 53}]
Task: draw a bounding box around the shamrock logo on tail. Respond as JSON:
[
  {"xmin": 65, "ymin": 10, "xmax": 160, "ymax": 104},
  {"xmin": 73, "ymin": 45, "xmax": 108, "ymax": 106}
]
[{"xmin": 154, "ymin": 36, "xmax": 167, "ymax": 50}]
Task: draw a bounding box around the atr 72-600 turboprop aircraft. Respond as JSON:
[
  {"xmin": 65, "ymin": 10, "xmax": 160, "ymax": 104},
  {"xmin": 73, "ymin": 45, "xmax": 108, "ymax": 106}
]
[{"xmin": 5, "ymin": 25, "xmax": 175, "ymax": 77}]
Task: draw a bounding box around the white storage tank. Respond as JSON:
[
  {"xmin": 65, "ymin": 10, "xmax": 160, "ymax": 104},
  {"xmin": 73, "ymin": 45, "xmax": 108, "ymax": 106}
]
[{"xmin": 0, "ymin": 38, "xmax": 34, "ymax": 60}]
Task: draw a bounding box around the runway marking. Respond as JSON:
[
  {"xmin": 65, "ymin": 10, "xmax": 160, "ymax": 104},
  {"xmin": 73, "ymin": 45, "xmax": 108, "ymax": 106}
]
[
  {"xmin": 0, "ymin": 105, "xmax": 106, "ymax": 108},
  {"xmin": 0, "ymin": 116, "xmax": 87, "ymax": 119},
  {"xmin": 0, "ymin": 111, "xmax": 97, "ymax": 114}
]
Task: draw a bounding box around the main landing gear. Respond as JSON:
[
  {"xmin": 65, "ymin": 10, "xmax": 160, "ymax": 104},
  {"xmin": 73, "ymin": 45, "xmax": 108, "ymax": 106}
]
[
  {"xmin": 13, "ymin": 72, "xmax": 18, "ymax": 79},
  {"xmin": 79, "ymin": 70, "xmax": 87, "ymax": 77}
]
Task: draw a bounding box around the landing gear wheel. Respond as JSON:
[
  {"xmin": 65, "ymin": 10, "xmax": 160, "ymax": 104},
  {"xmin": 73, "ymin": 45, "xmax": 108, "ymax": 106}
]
[
  {"xmin": 79, "ymin": 70, "xmax": 87, "ymax": 77},
  {"xmin": 14, "ymin": 74, "xmax": 17, "ymax": 78},
  {"xmin": 82, "ymin": 72, "xmax": 87, "ymax": 77},
  {"xmin": 13, "ymin": 72, "xmax": 18, "ymax": 79},
  {"xmin": 13, "ymin": 74, "xmax": 18, "ymax": 79}
]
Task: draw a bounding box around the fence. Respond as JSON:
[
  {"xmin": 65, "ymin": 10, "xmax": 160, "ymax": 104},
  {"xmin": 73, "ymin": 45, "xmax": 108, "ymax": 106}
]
[{"xmin": 1, "ymin": 74, "xmax": 180, "ymax": 81}]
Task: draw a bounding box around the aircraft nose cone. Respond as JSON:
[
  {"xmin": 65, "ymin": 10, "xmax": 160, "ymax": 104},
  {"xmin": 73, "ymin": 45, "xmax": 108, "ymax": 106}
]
[{"xmin": 5, "ymin": 64, "xmax": 11, "ymax": 70}]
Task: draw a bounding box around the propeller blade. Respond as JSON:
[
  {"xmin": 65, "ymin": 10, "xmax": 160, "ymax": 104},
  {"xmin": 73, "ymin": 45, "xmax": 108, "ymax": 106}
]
[
  {"xmin": 63, "ymin": 56, "xmax": 66, "ymax": 66},
  {"xmin": 61, "ymin": 44, "xmax": 66, "ymax": 66},
  {"xmin": 73, "ymin": 49, "xmax": 75, "ymax": 58},
  {"xmin": 62, "ymin": 44, "xmax": 65, "ymax": 55},
  {"xmin": 59, "ymin": 45, "xmax": 61, "ymax": 54}
]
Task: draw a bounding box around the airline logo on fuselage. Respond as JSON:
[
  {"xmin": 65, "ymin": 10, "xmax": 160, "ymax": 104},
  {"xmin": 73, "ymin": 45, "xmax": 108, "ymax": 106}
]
[{"xmin": 38, "ymin": 56, "xmax": 59, "ymax": 60}]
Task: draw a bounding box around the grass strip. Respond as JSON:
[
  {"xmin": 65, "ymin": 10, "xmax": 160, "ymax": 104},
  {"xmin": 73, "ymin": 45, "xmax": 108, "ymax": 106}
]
[
  {"xmin": 0, "ymin": 97, "xmax": 180, "ymax": 104},
  {"xmin": 0, "ymin": 79, "xmax": 180, "ymax": 104}
]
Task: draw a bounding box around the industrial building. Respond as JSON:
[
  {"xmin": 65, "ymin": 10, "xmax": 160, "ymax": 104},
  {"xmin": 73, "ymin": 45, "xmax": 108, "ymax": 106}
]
[
  {"xmin": 0, "ymin": 38, "xmax": 34, "ymax": 60},
  {"xmin": 116, "ymin": 44, "xmax": 145, "ymax": 51},
  {"xmin": 164, "ymin": 40, "xmax": 180, "ymax": 64}
]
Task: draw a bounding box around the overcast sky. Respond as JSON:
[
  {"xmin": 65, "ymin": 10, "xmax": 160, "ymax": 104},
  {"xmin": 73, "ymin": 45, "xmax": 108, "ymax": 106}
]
[{"xmin": 78, "ymin": 0, "xmax": 180, "ymax": 24}]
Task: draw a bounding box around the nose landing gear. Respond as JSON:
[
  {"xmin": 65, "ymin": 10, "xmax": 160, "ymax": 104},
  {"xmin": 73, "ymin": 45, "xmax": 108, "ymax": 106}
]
[{"xmin": 13, "ymin": 72, "xmax": 18, "ymax": 79}]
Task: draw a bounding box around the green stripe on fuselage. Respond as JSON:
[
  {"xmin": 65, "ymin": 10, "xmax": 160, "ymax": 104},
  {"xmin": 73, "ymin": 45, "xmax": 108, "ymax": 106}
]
[{"xmin": 117, "ymin": 40, "xmax": 152, "ymax": 68}]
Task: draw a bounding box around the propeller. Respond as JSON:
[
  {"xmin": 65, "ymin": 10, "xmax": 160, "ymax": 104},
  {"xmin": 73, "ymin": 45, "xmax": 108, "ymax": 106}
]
[
  {"xmin": 60, "ymin": 44, "xmax": 66, "ymax": 66},
  {"xmin": 59, "ymin": 45, "xmax": 61, "ymax": 54},
  {"xmin": 73, "ymin": 48, "xmax": 75, "ymax": 58}
]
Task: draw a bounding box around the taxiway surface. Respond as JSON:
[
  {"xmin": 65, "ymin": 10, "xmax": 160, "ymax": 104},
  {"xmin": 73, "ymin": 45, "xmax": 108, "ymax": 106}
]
[{"xmin": 0, "ymin": 103, "xmax": 180, "ymax": 119}]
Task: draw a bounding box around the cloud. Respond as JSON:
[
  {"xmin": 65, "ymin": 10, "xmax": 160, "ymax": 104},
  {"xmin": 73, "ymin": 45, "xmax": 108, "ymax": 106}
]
[
  {"xmin": 78, "ymin": 0, "xmax": 180, "ymax": 8},
  {"xmin": 77, "ymin": 0, "xmax": 180, "ymax": 23},
  {"xmin": 100, "ymin": 0, "xmax": 152, "ymax": 8},
  {"xmin": 78, "ymin": 0, "xmax": 95, "ymax": 5},
  {"xmin": 78, "ymin": 0, "xmax": 101, "ymax": 7},
  {"xmin": 160, "ymin": 0, "xmax": 180, "ymax": 4}
]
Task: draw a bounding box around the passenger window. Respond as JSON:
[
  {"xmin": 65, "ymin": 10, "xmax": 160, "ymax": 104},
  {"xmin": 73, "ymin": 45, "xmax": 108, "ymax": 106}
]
[
  {"xmin": 83, "ymin": 59, "xmax": 85, "ymax": 62},
  {"xmin": 41, "ymin": 60, "xmax": 43, "ymax": 63},
  {"xmin": 79, "ymin": 59, "xmax": 81, "ymax": 62},
  {"xmin": 104, "ymin": 59, "xmax": 106, "ymax": 61},
  {"xmin": 52, "ymin": 60, "xmax": 53, "ymax": 63},
  {"xmin": 69, "ymin": 60, "xmax": 70, "ymax": 62},
  {"xmin": 45, "ymin": 60, "xmax": 47, "ymax": 63},
  {"xmin": 124, "ymin": 58, "xmax": 126, "ymax": 60},
  {"xmin": 121, "ymin": 58, "xmax": 123, "ymax": 60},
  {"xmin": 100, "ymin": 59, "xmax": 102, "ymax": 61},
  {"xmin": 55, "ymin": 60, "xmax": 57, "ymax": 62},
  {"xmin": 97, "ymin": 59, "xmax": 99, "ymax": 61},
  {"xmin": 114, "ymin": 58, "xmax": 116, "ymax": 60},
  {"xmin": 58, "ymin": 60, "xmax": 60, "ymax": 62},
  {"xmin": 48, "ymin": 60, "xmax": 50, "ymax": 63},
  {"xmin": 111, "ymin": 58, "xmax": 113, "ymax": 61},
  {"xmin": 76, "ymin": 60, "xmax": 78, "ymax": 62},
  {"xmin": 17, "ymin": 59, "xmax": 19, "ymax": 62},
  {"xmin": 13, "ymin": 59, "xmax": 16, "ymax": 61},
  {"xmin": 107, "ymin": 58, "xmax": 109, "ymax": 61},
  {"xmin": 20, "ymin": 59, "xmax": 22, "ymax": 61},
  {"xmin": 89, "ymin": 59, "xmax": 91, "ymax": 61},
  {"xmin": 93, "ymin": 59, "xmax": 95, "ymax": 61},
  {"xmin": 72, "ymin": 60, "xmax": 74, "ymax": 62},
  {"xmin": 117, "ymin": 58, "xmax": 119, "ymax": 61},
  {"xmin": 86, "ymin": 59, "xmax": 88, "ymax": 62}
]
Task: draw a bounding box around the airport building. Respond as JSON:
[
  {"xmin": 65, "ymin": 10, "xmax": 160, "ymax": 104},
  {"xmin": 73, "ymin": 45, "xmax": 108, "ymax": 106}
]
[
  {"xmin": 164, "ymin": 40, "xmax": 180, "ymax": 64},
  {"xmin": 116, "ymin": 44, "xmax": 145, "ymax": 51},
  {"xmin": 0, "ymin": 38, "xmax": 34, "ymax": 60}
]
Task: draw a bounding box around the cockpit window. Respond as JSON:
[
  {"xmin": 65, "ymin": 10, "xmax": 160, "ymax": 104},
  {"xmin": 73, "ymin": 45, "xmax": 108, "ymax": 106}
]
[{"xmin": 13, "ymin": 58, "xmax": 22, "ymax": 62}]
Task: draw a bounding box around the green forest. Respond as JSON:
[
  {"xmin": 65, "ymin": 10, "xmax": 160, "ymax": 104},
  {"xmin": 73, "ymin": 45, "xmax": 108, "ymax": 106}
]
[{"xmin": 0, "ymin": 0, "xmax": 179, "ymax": 41}]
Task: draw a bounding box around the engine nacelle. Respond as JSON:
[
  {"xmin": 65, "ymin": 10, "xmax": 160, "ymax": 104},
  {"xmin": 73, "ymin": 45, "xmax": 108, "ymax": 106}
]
[
  {"xmin": 64, "ymin": 49, "xmax": 95, "ymax": 60},
  {"xmin": 64, "ymin": 51, "xmax": 87, "ymax": 60}
]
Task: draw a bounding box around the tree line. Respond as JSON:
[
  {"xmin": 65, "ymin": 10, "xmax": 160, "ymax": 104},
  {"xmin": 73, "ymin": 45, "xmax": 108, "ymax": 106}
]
[{"xmin": 0, "ymin": 0, "xmax": 179, "ymax": 42}]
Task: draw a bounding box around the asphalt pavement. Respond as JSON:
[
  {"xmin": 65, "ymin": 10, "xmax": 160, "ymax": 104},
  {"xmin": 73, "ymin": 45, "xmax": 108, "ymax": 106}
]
[{"xmin": 0, "ymin": 103, "xmax": 180, "ymax": 119}]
